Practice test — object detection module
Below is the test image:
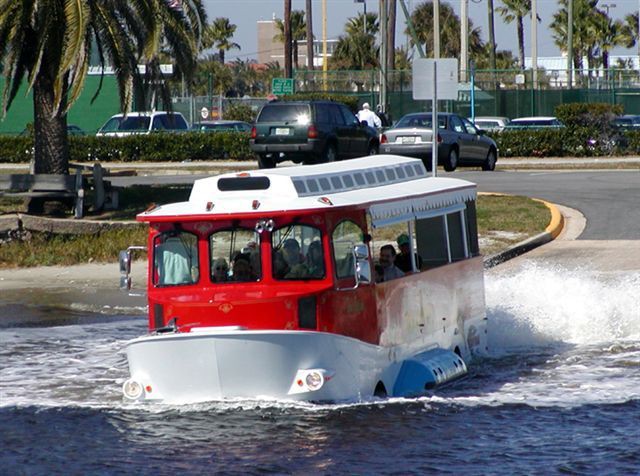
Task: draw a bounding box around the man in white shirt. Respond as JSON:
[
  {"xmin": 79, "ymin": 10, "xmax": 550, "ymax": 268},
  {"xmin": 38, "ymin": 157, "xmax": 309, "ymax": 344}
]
[
  {"xmin": 357, "ymin": 102, "xmax": 381, "ymax": 128},
  {"xmin": 379, "ymin": 244, "xmax": 404, "ymax": 282}
]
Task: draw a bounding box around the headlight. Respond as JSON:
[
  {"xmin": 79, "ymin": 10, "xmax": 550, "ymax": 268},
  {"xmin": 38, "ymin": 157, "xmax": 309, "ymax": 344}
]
[
  {"xmin": 122, "ymin": 379, "xmax": 144, "ymax": 400},
  {"xmin": 305, "ymin": 371, "xmax": 324, "ymax": 391}
]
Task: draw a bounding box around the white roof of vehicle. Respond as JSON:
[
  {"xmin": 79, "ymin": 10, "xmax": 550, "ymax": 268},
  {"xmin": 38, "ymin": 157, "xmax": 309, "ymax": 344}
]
[
  {"xmin": 511, "ymin": 116, "xmax": 557, "ymax": 122},
  {"xmin": 139, "ymin": 155, "xmax": 477, "ymax": 225}
]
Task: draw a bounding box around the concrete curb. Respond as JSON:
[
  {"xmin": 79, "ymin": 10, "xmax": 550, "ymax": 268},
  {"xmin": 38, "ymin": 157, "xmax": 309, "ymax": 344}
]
[
  {"xmin": 0, "ymin": 213, "xmax": 143, "ymax": 235},
  {"xmin": 483, "ymin": 198, "xmax": 565, "ymax": 269}
]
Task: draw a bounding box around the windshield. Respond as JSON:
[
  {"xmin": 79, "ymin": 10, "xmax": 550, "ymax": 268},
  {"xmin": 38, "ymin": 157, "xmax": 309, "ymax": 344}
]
[
  {"xmin": 257, "ymin": 104, "xmax": 311, "ymax": 124},
  {"xmin": 395, "ymin": 115, "xmax": 446, "ymax": 129},
  {"xmin": 153, "ymin": 231, "xmax": 199, "ymax": 286},
  {"xmin": 272, "ymin": 224, "xmax": 324, "ymax": 280},
  {"xmin": 210, "ymin": 228, "xmax": 261, "ymax": 283},
  {"xmin": 119, "ymin": 117, "xmax": 151, "ymax": 131}
]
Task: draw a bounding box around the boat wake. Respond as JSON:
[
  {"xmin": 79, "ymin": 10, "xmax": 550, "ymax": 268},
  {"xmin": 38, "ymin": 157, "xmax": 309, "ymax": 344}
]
[{"xmin": 1, "ymin": 263, "xmax": 638, "ymax": 411}]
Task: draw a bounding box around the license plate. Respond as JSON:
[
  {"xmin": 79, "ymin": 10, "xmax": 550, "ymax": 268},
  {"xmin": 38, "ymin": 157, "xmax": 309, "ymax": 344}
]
[
  {"xmin": 274, "ymin": 128, "xmax": 290, "ymax": 135},
  {"xmin": 401, "ymin": 136, "xmax": 416, "ymax": 144}
]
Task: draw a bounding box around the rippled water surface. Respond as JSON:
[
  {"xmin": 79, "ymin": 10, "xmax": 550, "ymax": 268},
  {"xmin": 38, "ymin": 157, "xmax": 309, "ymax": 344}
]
[{"xmin": 1, "ymin": 264, "xmax": 639, "ymax": 474}]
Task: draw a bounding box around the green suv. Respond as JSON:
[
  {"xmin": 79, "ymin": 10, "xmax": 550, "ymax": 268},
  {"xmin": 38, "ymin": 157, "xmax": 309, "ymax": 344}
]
[{"xmin": 250, "ymin": 100, "xmax": 380, "ymax": 168}]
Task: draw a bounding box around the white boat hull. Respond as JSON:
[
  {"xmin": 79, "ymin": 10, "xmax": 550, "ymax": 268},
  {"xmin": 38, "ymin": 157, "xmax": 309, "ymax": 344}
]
[{"xmin": 124, "ymin": 313, "xmax": 486, "ymax": 404}]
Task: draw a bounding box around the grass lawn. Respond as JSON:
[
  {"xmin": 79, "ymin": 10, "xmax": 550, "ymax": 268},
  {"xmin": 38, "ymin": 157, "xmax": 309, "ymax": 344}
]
[{"xmin": 0, "ymin": 188, "xmax": 550, "ymax": 268}]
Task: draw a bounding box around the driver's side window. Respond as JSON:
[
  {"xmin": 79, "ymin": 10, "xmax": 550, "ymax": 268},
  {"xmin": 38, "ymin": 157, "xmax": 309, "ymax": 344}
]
[
  {"xmin": 332, "ymin": 220, "xmax": 364, "ymax": 279},
  {"xmin": 462, "ymin": 118, "xmax": 478, "ymax": 135}
]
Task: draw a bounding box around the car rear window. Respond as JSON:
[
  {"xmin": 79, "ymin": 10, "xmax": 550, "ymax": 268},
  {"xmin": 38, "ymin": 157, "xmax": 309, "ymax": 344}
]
[
  {"xmin": 257, "ymin": 104, "xmax": 311, "ymax": 123},
  {"xmin": 396, "ymin": 115, "xmax": 446, "ymax": 129}
]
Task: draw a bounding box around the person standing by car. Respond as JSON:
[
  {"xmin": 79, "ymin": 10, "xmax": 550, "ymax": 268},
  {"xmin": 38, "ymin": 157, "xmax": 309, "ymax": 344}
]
[{"xmin": 357, "ymin": 103, "xmax": 381, "ymax": 129}]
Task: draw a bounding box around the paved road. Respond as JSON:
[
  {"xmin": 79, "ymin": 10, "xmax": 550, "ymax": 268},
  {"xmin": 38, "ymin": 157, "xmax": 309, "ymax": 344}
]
[
  {"xmin": 112, "ymin": 168, "xmax": 640, "ymax": 241},
  {"xmin": 450, "ymin": 170, "xmax": 640, "ymax": 240}
]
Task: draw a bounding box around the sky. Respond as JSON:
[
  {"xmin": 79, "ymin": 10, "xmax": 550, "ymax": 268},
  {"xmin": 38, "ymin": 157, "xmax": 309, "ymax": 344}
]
[{"xmin": 202, "ymin": 0, "xmax": 639, "ymax": 62}]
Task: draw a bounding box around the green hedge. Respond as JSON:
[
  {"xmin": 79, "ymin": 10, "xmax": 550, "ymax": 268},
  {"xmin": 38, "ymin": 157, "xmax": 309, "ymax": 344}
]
[
  {"xmin": 490, "ymin": 129, "xmax": 640, "ymax": 157},
  {"xmin": 0, "ymin": 131, "xmax": 256, "ymax": 163},
  {"xmin": 1, "ymin": 128, "xmax": 637, "ymax": 164}
]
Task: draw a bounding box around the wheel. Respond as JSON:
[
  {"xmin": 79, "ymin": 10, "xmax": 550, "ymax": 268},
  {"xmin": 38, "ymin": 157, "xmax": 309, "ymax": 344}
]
[
  {"xmin": 322, "ymin": 143, "xmax": 337, "ymax": 163},
  {"xmin": 443, "ymin": 148, "xmax": 458, "ymax": 172},
  {"xmin": 257, "ymin": 154, "xmax": 275, "ymax": 169},
  {"xmin": 367, "ymin": 142, "xmax": 379, "ymax": 156},
  {"xmin": 482, "ymin": 149, "xmax": 497, "ymax": 171}
]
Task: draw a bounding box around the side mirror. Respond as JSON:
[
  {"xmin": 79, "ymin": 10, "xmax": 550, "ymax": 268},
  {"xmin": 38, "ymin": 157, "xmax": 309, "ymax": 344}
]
[
  {"xmin": 119, "ymin": 250, "xmax": 131, "ymax": 275},
  {"xmin": 354, "ymin": 244, "xmax": 371, "ymax": 284},
  {"xmin": 477, "ymin": 129, "xmax": 486, "ymax": 135}
]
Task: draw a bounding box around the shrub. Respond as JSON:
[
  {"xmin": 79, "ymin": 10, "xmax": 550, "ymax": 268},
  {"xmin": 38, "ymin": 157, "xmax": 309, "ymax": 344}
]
[
  {"xmin": 224, "ymin": 102, "xmax": 256, "ymax": 123},
  {"xmin": 0, "ymin": 131, "xmax": 256, "ymax": 163},
  {"xmin": 555, "ymin": 102, "xmax": 623, "ymax": 129}
]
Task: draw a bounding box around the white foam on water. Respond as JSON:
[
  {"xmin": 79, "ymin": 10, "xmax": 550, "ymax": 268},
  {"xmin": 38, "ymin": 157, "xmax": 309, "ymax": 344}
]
[{"xmin": 1, "ymin": 262, "xmax": 638, "ymax": 411}]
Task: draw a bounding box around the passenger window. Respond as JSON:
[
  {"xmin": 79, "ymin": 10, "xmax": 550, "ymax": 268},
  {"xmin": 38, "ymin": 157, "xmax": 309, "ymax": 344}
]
[
  {"xmin": 339, "ymin": 105, "xmax": 359, "ymax": 126},
  {"xmin": 151, "ymin": 116, "xmax": 164, "ymax": 130},
  {"xmin": 462, "ymin": 118, "xmax": 478, "ymax": 135},
  {"xmin": 153, "ymin": 231, "xmax": 199, "ymax": 286},
  {"xmin": 272, "ymin": 224, "xmax": 324, "ymax": 280},
  {"xmin": 332, "ymin": 220, "xmax": 363, "ymax": 279},
  {"xmin": 450, "ymin": 116, "xmax": 465, "ymax": 133},
  {"xmin": 331, "ymin": 104, "xmax": 346, "ymax": 126},
  {"xmin": 316, "ymin": 104, "xmax": 331, "ymax": 124},
  {"xmin": 209, "ymin": 228, "xmax": 261, "ymax": 283}
]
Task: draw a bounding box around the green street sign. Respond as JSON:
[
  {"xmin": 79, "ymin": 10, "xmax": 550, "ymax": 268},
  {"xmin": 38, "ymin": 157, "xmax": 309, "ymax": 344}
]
[{"xmin": 272, "ymin": 78, "xmax": 295, "ymax": 96}]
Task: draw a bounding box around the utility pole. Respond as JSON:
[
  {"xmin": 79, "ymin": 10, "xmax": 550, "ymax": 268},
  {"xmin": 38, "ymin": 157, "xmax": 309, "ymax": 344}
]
[
  {"xmin": 487, "ymin": 0, "xmax": 496, "ymax": 71},
  {"xmin": 460, "ymin": 0, "xmax": 468, "ymax": 82},
  {"xmin": 284, "ymin": 0, "xmax": 292, "ymax": 78},
  {"xmin": 387, "ymin": 0, "xmax": 397, "ymax": 73},
  {"xmin": 531, "ymin": 0, "xmax": 538, "ymax": 88},
  {"xmin": 306, "ymin": 0, "xmax": 314, "ymax": 70},
  {"xmin": 433, "ymin": 0, "xmax": 440, "ymax": 58},
  {"xmin": 379, "ymin": 0, "xmax": 388, "ymax": 110},
  {"xmin": 567, "ymin": 0, "xmax": 573, "ymax": 88},
  {"xmin": 322, "ymin": 0, "xmax": 327, "ymax": 90}
]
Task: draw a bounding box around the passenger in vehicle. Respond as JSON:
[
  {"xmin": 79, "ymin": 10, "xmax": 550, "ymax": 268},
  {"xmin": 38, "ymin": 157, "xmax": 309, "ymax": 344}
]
[
  {"xmin": 156, "ymin": 235, "xmax": 198, "ymax": 285},
  {"xmin": 272, "ymin": 250, "xmax": 290, "ymax": 279},
  {"xmin": 379, "ymin": 244, "xmax": 404, "ymax": 281},
  {"xmin": 395, "ymin": 233, "xmax": 423, "ymax": 273},
  {"xmin": 282, "ymin": 239, "xmax": 310, "ymax": 279},
  {"xmin": 231, "ymin": 253, "xmax": 255, "ymax": 282},
  {"xmin": 212, "ymin": 258, "xmax": 229, "ymax": 282},
  {"xmin": 305, "ymin": 240, "xmax": 325, "ymax": 278}
]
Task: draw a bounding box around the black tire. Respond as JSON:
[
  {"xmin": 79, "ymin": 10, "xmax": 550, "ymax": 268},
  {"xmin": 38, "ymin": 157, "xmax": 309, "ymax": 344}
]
[
  {"xmin": 322, "ymin": 143, "xmax": 337, "ymax": 163},
  {"xmin": 258, "ymin": 154, "xmax": 275, "ymax": 169},
  {"xmin": 443, "ymin": 148, "xmax": 458, "ymax": 172},
  {"xmin": 367, "ymin": 142, "xmax": 379, "ymax": 156},
  {"xmin": 482, "ymin": 149, "xmax": 497, "ymax": 171}
]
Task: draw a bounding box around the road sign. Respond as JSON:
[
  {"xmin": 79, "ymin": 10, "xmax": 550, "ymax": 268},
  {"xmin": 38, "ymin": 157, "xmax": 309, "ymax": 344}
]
[
  {"xmin": 272, "ymin": 78, "xmax": 295, "ymax": 96},
  {"xmin": 412, "ymin": 58, "xmax": 459, "ymax": 100},
  {"xmin": 200, "ymin": 107, "xmax": 209, "ymax": 119}
]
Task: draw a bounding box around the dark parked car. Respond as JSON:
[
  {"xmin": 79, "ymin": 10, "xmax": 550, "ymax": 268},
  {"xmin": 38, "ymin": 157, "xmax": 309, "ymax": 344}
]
[
  {"xmin": 612, "ymin": 115, "xmax": 640, "ymax": 131},
  {"xmin": 250, "ymin": 100, "xmax": 379, "ymax": 168},
  {"xmin": 192, "ymin": 120, "xmax": 252, "ymax": 132},
  {"xmin": 380, "ymin": 112, "xmax": 499, "ymax": 171}
]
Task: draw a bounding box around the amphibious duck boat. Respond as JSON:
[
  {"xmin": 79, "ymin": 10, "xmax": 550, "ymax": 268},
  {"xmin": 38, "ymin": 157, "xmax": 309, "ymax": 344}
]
[{"xmin": 119, "ymin": 155, "xmax": 487, "ymax": 403}]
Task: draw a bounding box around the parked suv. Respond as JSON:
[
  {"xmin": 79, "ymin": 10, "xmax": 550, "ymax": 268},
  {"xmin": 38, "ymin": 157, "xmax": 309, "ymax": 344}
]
[
  {"xmin": 250, "ymin": 100, "xmax": 379, "ymax": 168},
  {"xmin": 97, "ymin": 111, "xmax": 189, "ymax": 137}
]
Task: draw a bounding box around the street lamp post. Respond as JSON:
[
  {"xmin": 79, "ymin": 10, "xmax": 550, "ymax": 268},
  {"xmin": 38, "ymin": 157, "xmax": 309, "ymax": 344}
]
[{"xmin": 354, "ymin": 0, "xmax": 367, "ymax": 34}]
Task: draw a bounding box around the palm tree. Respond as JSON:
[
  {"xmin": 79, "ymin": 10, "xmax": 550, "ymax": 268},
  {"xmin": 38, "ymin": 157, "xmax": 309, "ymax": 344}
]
[
  {"xmin": 275, "ymin": 10, "xmax": 307, "ymax": 69},
  {"xmin": 550, "ymin": 0, "xmax": 600, "ymax": 72},
  {"xmin": 592, "ymin": 12, "xmax": 626, "ymax": 70},
  {"xmin": 0, "ymin": 0, "xmax": 205, "ymax": 178},
  {"xmin": 496, "ymin": 0, "xmax": 531, "ymax": 70},
  {"xmin": 306, "ymin": 0, "xmax": 314, "ymax": 69},
  {"xmin": 620, "ymin": 12, "xmax": 639, "ymax": 56},
  {"xmin": 408, "ymin": 2, "xmax": 484, "ymax": 59},
  {"xmin": 387, "ymin": 0, "xmax": 397, "ymax": 71},
  {"xmin": 331, "ymin": 13, "xmax": 380, "ymax": 71},
  {"xmin": 203, "ymin": 17, "xmax": 240, "ymax": 65}
]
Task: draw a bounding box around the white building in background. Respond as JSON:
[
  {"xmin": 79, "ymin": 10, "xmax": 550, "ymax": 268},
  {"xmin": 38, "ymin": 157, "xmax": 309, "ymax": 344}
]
[
  {"xmin": 524, "ymin": 55, "xmax": 640, "ymax": 87},
  {"xmin": 257, "ymin": 19, "xmax": 338, "ymax": 67}
]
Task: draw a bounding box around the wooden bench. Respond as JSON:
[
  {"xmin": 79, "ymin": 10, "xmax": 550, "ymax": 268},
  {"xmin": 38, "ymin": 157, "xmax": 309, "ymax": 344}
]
[{"xmin": 0, "ymin": 163, "xmax": 118, "ymax": 218}]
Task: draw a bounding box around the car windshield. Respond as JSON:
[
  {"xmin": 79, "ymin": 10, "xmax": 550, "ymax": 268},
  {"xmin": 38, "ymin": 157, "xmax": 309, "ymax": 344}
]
[
  {"xmin": 119, "ymin": 117, "xmax": 151, "ymax": 131},
  {"xmin": 258, "ymin": 105, "xmax": 311, "ymax": 124},
  {"xmin": 395, "ymin": 115, "xmax": 446, "ymax": 129},
  {"xmin": 100, "ymin": 117, "xmax": 122, "ymax": 132}
]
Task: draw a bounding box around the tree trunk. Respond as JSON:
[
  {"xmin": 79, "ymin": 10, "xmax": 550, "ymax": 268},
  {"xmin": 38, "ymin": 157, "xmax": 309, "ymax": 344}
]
[
  {"xmin": 219, "ymin": 48, "xmax": 225, "ymax": 65},
  {"xmin": 386, "ymin": 0, "xmax": 397, "ymax": 72},
  {"xmin": 306, "ymin": 0, "xmax": 314, "ymax": 69},
  {"xmin": 517, "ymin": 15, "xmax": 525, "ymax": 70},
  {"xmin": 33, "ymin": 73, "xmax": 69, "ymax": 175},
  {"xmin": 294, "ymin": 40, "xmax": 299, "ymax": 69},
  {"xmin": 284, "ymin": 0, "xmax": 292, "ymax": 78}
]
